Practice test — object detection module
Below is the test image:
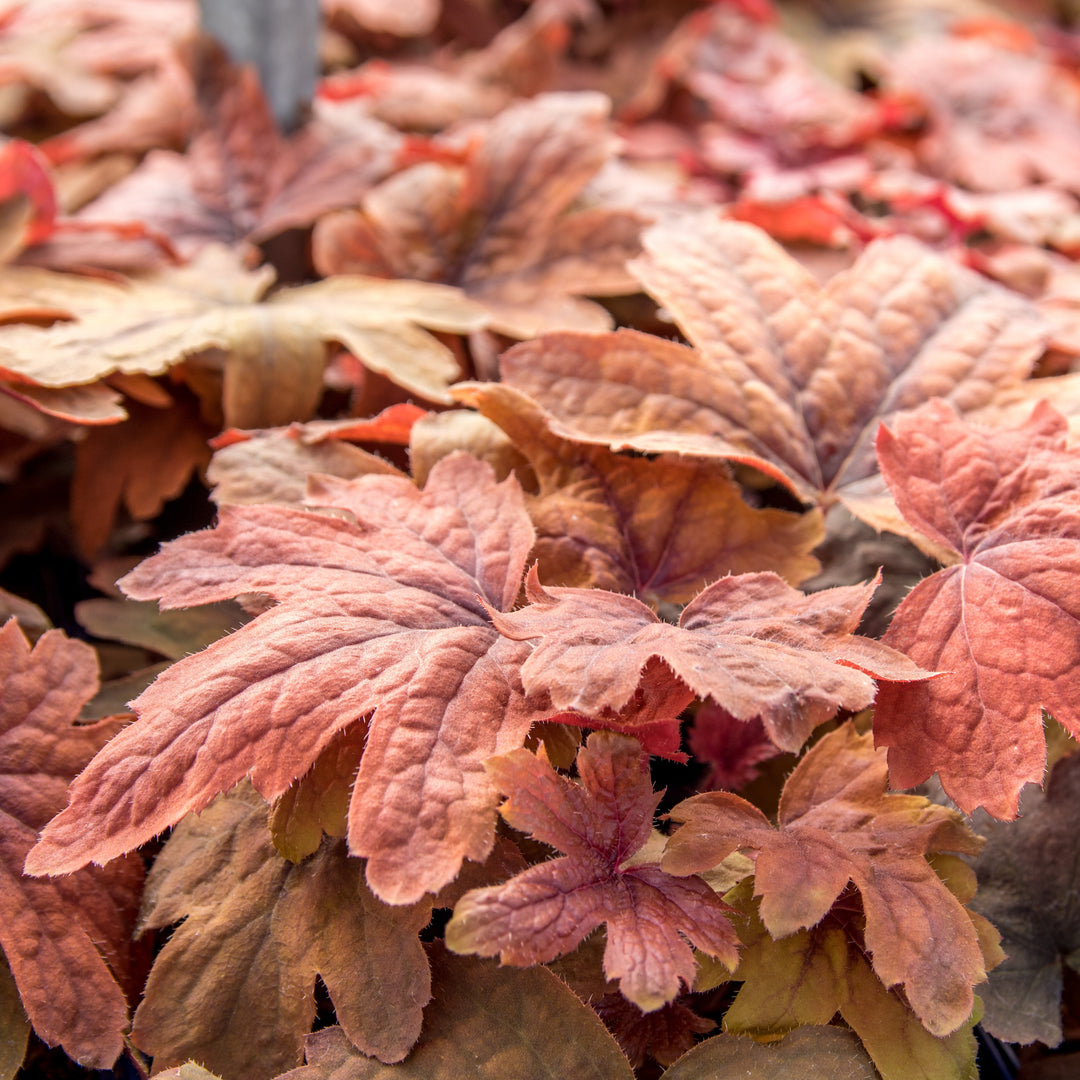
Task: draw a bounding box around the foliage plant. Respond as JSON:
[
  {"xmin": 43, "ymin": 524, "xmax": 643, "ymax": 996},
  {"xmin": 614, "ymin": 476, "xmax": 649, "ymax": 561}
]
[{"xmin": 3, "ymin": 2, "xmax": 1080, "ymax": 1079}]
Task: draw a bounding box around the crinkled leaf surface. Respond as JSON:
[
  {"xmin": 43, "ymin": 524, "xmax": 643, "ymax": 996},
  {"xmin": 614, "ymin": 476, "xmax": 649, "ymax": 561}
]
[
  {"xmin": 454, "ymin": 381, "xmax": 823, "ymax": 603},
  {"xmin": 445, "ymin": 731, "xmax": 738, "ymax": 1011},
  {"xmin": 499, "ymin": 217, "xmax": 1047, "ymax": 510},
  {"xmin": 27, "ymin": 454, "xmax": 548, "ymax": 905},
  {"xmin": 132, "ymin": 784, "xmax": 431, "ymax": 1078},
  {"xmin": 490, "ymin": 567, "xmax": 929, "ymax": 754},
  {"xmin": 969, "ymin": 751, "xmax": 1080, "ymax": 1045},
  {"xmin": 0, "ymin": 620, "xmax": 143, "ymax": 1069},
  {"xmin": 276, "ymin": 946, "xmax": 634, "ymax": 1080},
  {"xmin": 664, "ymin": 723, "xmax": 988, "ymax": 1037},
  {"xmin": 0, "ymin": 245, "xmax": 487, "ymax": 427},
  {"xmin": 313, "ymin": 92, "xmax": 642, "ymax": 337},
  {"xmin": 874, "ymin": 399, "xmax": 1080, "ymax": 817}
]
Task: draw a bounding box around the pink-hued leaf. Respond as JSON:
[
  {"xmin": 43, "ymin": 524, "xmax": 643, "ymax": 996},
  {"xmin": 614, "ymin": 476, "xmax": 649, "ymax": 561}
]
[
  {"xmin": 0, "ymin": 620, "xmax": 143, "ymax": 1069},
  {"xmin": 499, "ymin": 217, "xmax": 1048, "ymax": 509},
  {"xmin": 26, "ymin": 454, "xmax": 550, "ymax": 905},
  {"xmin": 886, "ymin": 34, "xmax": 1080, "ymax": 194},
  {"xmin": 664, "ymin": 723, "xmax": 989, "ymax": 1038},
  {"xmin": 874, "ymin": 398, "xmax": 1080, "ymax": 818},
  {"xmin": 445, "ymin": 731, "xmax": 739, "ymax": 1011},
  {"xmin": 490, "ymin": 566, "xmax": 931, "ymax": 754},
  {"xmin": 687, "ymin": 703, "xmax": 783, "ymax": 792}
]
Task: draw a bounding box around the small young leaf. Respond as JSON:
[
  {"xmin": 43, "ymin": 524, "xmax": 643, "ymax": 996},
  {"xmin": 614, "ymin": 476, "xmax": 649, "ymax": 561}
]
[
  {"xmin": 446, "ymin": 731, "xmax": 738, "ymax": 1011},
  {"xmin": 664, "ymin": 723, "xmax": 989, "ymax": 1037}
]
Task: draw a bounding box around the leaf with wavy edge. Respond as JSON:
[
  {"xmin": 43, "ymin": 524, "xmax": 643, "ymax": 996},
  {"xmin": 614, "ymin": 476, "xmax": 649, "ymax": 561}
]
[
  {"xmin": 875, "ymin": 399, "xmax": 1080, "ymax": 817},
  {"xmin": 663, "ymin": 723, "xmax": 989, "ymax": 1037},
  {"xmin": 499, "ymin": 216, "xmax": 1047, "ymax": 512},
  {"xmin": 0, "ymin": 620, "xmax": 142, "ymax": 1069},
  {"xmin": 132, "ymin": 785, "xmax": 430, "ymax": 1075},
  {"xmin": 26, "ymin": 454, "xmax": 547, "ymax": 905},
  {"xmin": 453, "ymin": 381, "xmax": 823, "ymax": 603},
  {"xmin": 489, "ymin": 566, "xmax": 930, "ymax": 754}
]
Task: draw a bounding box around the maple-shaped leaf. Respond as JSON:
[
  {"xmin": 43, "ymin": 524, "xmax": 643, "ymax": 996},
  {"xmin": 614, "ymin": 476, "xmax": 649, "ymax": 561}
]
[
  {"xmin": 26, "ymin": 454, "xmax": 549, "ymax": 905},
  {"xmin": 0, "ymin": 619, "xmax": 144, "ymax": 1069},
  {"xmin": 664, "ymin": 722, "xmax": 989, "ymax": 1038},
  {"xmin": 498, "ymin": 216, "xmax": 1048, "ymax": 515},
  {"xmin": 276, "ymin": 947, "xmax": 635, "ymax": 1080},
  {"xmin": 446, "ymin": 731, "xmax": 739, "ymax": 1011},
  {"xmin": 490, "ymin": 566, "xmax": 928, "ymax": 754},
  {"xmin": 75, "ymin": 39, "xmax": 403, "ymax": 255},
  {"xmin": 873, "ymin": 399, "xmax": 1080, "ymax": 817},
  {"xmin": 312, "ymin": 92, "xmax": 644, "ymax": 337},
  {"xmin": 0, "ymin": 245, "xmax": 487, "ymax": 429},
  {"xmin": 131, "ymin": 784, "xmax": 431, "ymax": 1077},
  {"xmin": 453, "ymin": 381, "xmax": 823, "ymax": 604},
  {"xmin": 970, "ymin": 751, "xmax": 1080, "ymax": 1045}
]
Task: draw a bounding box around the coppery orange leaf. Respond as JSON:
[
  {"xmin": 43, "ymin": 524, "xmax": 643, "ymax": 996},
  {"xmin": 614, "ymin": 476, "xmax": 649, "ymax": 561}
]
[
  {"xmin": 26, "ymin": 454, "xmax": 548, "ymax": 905},
  {"xmin": 490, "ymin": 566, "xmax": 929, "ymax": 754},
  {"xmin": 664, "ymin": 723, "xmax": 990, "ymax": 1038},
  {"xmin": 0, "ymin": 620, "xmax": 142, "ymax": 1069},
  {"xmin": 875, "ymin": 399, "xmax": 1080, "ymax": 818},
  {"xmin": 454, "ymin": 381, "xmax": 823, "ymax": 603}
]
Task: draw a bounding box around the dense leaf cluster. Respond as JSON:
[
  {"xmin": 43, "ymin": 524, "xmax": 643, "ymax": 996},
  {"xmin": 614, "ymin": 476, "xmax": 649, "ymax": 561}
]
[{"xmin": 2, "ymin": 2, "xmax": 1080, "ymax": 1079}]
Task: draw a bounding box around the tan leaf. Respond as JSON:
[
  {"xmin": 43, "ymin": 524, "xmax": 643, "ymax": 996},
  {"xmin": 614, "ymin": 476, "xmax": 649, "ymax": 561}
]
[
  {"xmin": 0, "ymin": 247, "xmax": 487, "ymax": 427},
  {"xmin": 313, "ymin": 93, "xmax": 643, "ymax": 337},
  {"xmin": 661, "ymin": 1026, "xmax": 876, "ymax": 1080},
  {"xmin": 276, "ymin": 946, "xmax": 635, "ymax": 1080},
  {"xmin": 133, "ymin": 785, "xmax": 431, "ymax": 1077}
]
